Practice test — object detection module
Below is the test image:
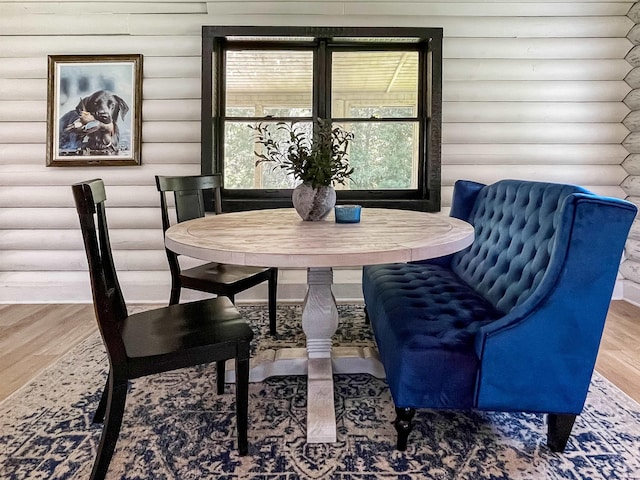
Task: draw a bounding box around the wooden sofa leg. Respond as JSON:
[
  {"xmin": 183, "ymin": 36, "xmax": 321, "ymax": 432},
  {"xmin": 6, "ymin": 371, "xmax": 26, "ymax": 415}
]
[
  {"xmin": 547, "ymin": 413, "xmax": 576, "ymax": 452},
  {"xmin": 394, "ymin": 407, "xmax": 415, "ymax": 451}
]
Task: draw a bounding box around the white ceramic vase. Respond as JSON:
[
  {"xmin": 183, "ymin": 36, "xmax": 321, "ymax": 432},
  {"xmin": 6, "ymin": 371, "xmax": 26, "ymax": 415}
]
[{"xmin": 291, "ymin": 182, "xmax": 336, "ymax": 221}]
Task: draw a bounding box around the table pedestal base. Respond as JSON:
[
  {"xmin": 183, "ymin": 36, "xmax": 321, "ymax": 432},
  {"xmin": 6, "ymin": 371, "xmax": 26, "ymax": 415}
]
[
  {"xmin": 225, "ymin": 347, "xmax": 385, "ymax": 383},
  {"xmin": 225, "ymin": 267, "xmax": 385, "ymax": 444},
  {"xmin": 225, "ymin": 346, "xmax": 386, "ymax": 443}
]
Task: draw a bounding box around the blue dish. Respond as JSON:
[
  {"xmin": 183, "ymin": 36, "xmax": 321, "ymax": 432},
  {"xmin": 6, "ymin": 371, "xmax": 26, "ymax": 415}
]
[{"xmin": 335, "ymin": 204, "xmax": 362, "ymax": 223}]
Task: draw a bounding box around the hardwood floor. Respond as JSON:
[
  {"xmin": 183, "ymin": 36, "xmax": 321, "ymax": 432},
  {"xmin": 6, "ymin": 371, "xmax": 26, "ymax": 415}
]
[
  {"xmin": 595, "ymin": 300, "xmax": 640, "ymax": 403},
  {"xmin": 0, "ymin": 304, "xmax": 97, "ymax": 401},
  {"xmin": 0, "ymin": 301, "xmax": 639, "ymax": 403}
]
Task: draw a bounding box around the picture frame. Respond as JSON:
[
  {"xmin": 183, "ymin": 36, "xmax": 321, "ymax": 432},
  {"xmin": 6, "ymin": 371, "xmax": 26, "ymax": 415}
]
[{"xmin": 46, "ymin": 54, "xmax": 143, "ymax": 166}]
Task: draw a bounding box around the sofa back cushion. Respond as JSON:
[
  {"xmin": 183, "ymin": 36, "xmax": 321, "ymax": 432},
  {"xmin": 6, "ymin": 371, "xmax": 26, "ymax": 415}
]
[{"xmin": 450, "ymin": 180, "xmax": 589, "ymax": 314}]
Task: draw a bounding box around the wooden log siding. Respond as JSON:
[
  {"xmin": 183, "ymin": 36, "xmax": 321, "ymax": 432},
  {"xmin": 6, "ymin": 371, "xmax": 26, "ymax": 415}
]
[
  {"xmin": 0, "ymin": 1, "xmax": 637, "ymax": 303},
  {"xmin": 622, "ymin": 2, "xmax": 640, "ymax": 304}
]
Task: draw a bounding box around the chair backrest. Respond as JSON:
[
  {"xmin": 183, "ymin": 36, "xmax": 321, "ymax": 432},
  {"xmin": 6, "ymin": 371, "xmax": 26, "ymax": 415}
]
[
  {"xmin": 72, "ymin": 179, "xmax": 128, "ymax": 364},
  {"xmin": 155, "ymin": 174, "xmax": 224, "ymax": 276},
  {"xmin": 155, "ymin": 174, "xmax": 223, "ymax": 230}
]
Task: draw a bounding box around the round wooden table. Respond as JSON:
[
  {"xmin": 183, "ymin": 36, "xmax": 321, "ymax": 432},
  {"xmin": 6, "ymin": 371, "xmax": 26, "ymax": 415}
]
[{"xmin": 165, "ymin": 207, "xmax": 474, "ymax": 443}]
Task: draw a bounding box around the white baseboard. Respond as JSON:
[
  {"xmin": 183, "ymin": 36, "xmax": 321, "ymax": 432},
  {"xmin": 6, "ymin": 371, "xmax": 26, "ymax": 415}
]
[
  {"xmin": 622, "ymin": 279, "xmax": 640, "ymax": 307},
  {"xmin": 611, "ymin": 277, "xmax": 624, "ymax": 300},
  {"xmin": 0, "ymin": 268, "xmax": 365, "ymax": 304},
  {"xmin": 1, "ymin": 270, "xmax": 629, "ymax": 308}
]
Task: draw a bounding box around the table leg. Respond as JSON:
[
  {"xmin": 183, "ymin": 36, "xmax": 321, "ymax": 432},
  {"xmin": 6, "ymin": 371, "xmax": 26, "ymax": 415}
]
[{"xmin": 303, "ymin": 267, "xmax": 338, "ymax": 443}]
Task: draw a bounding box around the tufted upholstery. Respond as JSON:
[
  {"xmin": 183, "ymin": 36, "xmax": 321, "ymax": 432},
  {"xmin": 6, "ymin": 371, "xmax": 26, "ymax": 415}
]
[
  {"xmin": 362, "ymin": 262, "xmax": 501, "ymax": 408},
  {"xmin": 451, "ymin": 181, "xmax": 589, "ymax": 314},
  {"xmin": 362, "ymin": 179, "xmax": 637, "ymax": 451}
]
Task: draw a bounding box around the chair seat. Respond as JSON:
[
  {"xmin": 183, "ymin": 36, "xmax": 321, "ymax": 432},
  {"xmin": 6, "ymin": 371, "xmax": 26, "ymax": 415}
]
[
  {"xmin": 122, "ymin": 296, "xmax": 253, "ymax": 377},
  {"xmin": 180, "ymin": 262, "xmax": 272, "ymax": 290}
]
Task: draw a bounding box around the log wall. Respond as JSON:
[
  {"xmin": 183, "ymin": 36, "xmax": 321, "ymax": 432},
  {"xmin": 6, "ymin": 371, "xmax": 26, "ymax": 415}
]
[
  {"xmin": 619, "ymin": 3, "xmax": 640, "ymax": 304},
  {"xmin": 0, "ymin": 1, "xmax": 636, "ymax": 303}
]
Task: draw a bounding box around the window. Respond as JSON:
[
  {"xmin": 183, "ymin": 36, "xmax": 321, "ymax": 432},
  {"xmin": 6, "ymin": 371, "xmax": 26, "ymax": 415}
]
[{"xmin": 201, "ymin": 26, "xmax": 443, "ymax": 212}]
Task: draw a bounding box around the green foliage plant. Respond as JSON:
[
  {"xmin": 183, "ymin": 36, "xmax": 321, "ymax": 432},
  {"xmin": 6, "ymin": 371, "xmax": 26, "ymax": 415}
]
[{"xmin": 250, "ymin": 119, "xmax": 354, "ymax": 189}]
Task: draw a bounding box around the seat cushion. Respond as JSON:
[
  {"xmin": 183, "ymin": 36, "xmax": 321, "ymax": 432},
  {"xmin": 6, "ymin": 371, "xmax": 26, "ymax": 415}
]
[{"xmin": 362, "ymin": 263, "xmax": 501, "ymax": 409}]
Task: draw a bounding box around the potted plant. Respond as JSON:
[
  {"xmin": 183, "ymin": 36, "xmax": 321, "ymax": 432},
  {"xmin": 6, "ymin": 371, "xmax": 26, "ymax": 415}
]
[{"xmin": 250, "ymin": 119, "xmax": 354, "ymax": 221}]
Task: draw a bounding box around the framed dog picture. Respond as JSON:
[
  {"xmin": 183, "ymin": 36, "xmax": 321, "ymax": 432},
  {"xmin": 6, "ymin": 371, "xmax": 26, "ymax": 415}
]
[{"xmin": 46, "ymin": 54, "xmax": 143, "ymax": 166}]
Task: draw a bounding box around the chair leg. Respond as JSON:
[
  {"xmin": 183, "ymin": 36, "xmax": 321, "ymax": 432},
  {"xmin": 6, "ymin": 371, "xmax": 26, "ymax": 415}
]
[
  {"xmin": 394, "ymin": 407, "xmax": 415, "ymax": 451},
  {"xmin": 216, "ymin": 360, "xmax": 226, "ymax": 395},
  {"xmin": 169, "ymin": 285, "xmax": 181, "ymax": 305},
  {"xmin": 268, "ymin": 268, "xmax": 278, "ymax": 336},
  {"xmin": 547, "ymin": 413, "xmax": 576, "ymax": 452},
  {"xmin": 93, "ymin": 372, "xmax": 110, "ymax": 424},
  {"xmin": 235, "ymin": 346, "xmax": 250, "ymax": 456},
  {"xmin": 90, "ymin": 380, "xmax": 127, "ymax": 480}
]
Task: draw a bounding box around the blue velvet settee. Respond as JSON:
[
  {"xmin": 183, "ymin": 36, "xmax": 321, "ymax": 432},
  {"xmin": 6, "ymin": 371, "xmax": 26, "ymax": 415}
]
[{"xmin": 362, "ymin": 179, "xmax": 637, "ymax": 452}]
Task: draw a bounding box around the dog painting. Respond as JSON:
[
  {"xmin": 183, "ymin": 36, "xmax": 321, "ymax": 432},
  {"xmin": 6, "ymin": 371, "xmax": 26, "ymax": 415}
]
[
  {"xmin": 47, "ymin": 54, "xmax": 142, "ymax": 166},
  {"xmin": 59, "ymin": 90, "xmax": 130, "ymax": 154}
]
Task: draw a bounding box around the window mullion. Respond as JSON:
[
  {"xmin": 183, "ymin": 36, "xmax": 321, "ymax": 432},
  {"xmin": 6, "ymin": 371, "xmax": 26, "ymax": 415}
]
[
  {"xmin": 315, "ymin": 39, "xmax": 330, "ymax": 121},
  {"xmin": 213, "ymin": 38, "xmax": 226, "ymax": 178}
]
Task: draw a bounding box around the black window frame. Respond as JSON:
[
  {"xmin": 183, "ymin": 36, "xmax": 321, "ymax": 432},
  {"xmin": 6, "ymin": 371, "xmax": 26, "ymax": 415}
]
[{"xmin": 201, "ymin": 26, "xmax": 443, "ymax": 212}]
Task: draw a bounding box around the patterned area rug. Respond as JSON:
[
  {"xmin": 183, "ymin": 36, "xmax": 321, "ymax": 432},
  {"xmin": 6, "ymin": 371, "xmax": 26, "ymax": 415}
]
[{"xmin": 1, "ymin": 304, "xmax": 640, "ymax": 479}]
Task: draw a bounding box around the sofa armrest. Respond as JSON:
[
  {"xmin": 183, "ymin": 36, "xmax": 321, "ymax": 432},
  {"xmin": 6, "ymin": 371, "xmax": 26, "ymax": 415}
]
[{"xmin": 473, "ymin": 194, "xmax": 636, "ymax": 413}]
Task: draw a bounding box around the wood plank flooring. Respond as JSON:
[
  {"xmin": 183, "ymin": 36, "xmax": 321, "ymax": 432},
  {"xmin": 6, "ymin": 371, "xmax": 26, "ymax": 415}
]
[
  {"xmin": 0, "ymin": 304, "xmax": 97, "ymax": 401},
  {"xmin": 0, "ymin": 301, "xmax": 639, "ymax": 404},
  {"xmin": 595, "ymin": 300, "xmax": 640, "ymax": 403}
]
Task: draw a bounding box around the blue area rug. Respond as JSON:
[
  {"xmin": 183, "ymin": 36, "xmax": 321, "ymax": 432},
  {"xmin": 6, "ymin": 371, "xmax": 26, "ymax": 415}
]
[{"xmin": 1, "ymin": 304, "xmax": 639, "ymax": 479}]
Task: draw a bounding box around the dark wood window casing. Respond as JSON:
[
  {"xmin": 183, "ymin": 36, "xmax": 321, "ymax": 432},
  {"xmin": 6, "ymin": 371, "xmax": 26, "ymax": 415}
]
[{"xmin": 201, "ymin": 26, "xmax": 443, "ymax": 212}]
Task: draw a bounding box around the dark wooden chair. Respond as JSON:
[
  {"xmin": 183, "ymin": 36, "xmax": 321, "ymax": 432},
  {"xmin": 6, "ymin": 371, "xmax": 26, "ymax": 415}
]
[
  {"xmin": 72, "ymin": 179, "xmax": 253, "ymax": 480},
  {"xmin": 155, "ymin": 174, "xmax": 278, "ymax": 336}
]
